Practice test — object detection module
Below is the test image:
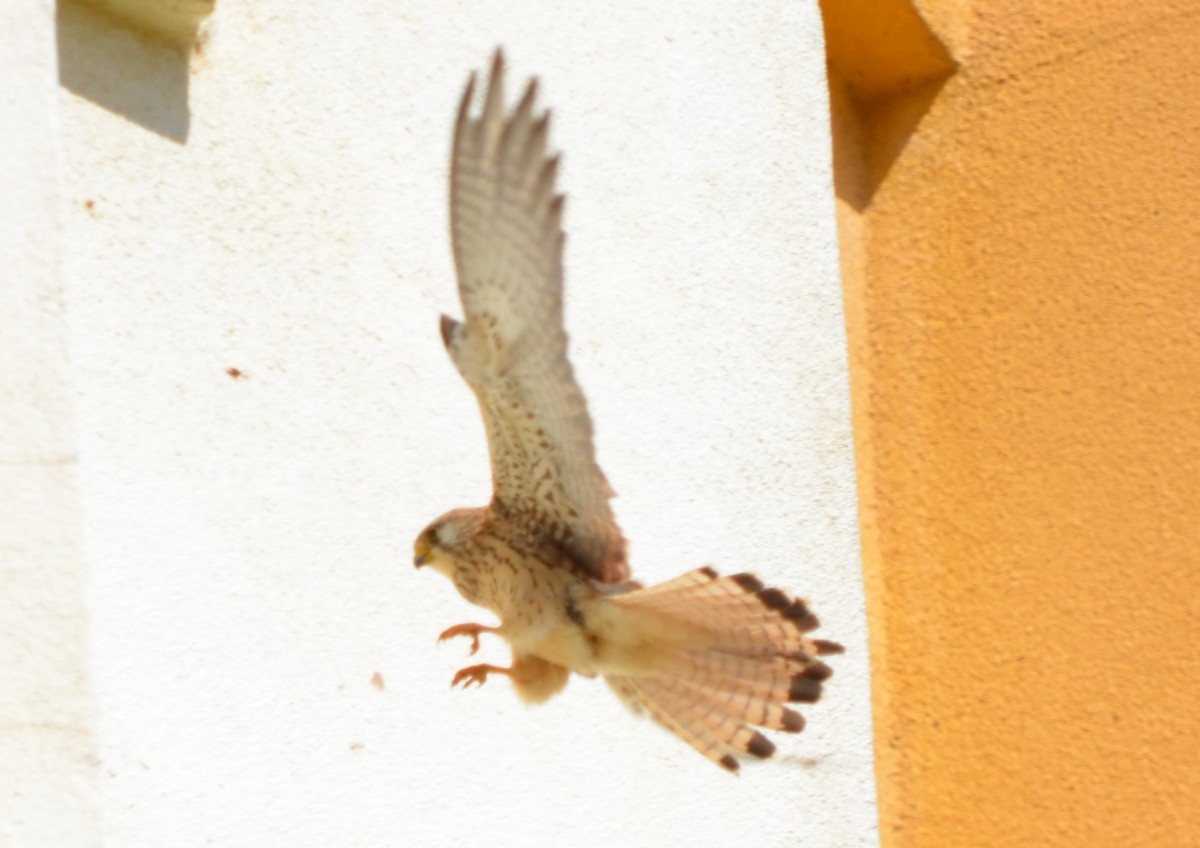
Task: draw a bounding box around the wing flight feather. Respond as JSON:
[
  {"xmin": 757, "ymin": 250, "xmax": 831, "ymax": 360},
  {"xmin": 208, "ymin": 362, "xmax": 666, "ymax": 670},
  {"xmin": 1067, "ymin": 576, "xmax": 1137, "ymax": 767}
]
[{"xmin": 443, "ymin": 51, "xmax": 628, "ymax": 582}]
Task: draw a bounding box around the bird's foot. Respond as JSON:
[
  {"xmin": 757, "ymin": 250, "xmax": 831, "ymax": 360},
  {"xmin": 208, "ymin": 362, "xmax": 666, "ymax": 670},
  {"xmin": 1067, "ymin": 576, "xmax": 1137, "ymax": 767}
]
[
  {"xmin": 437, "ymin": 622, "xmax": 500, "ymax": 655},
  {"xmin": 451, "ymin": 663, "xmax": 511, "ymax": 689}
]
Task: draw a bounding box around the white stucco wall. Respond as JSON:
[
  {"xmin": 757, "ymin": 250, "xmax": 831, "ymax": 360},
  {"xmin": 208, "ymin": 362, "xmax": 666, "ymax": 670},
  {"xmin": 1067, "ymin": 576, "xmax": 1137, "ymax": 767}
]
[
  {"xmin": 1, "ymin": 1, "xmax": 97, "ymax": 846},
  {"xmin": 47, "ymin": 2, "xmax": 877, "ymax": 845}
]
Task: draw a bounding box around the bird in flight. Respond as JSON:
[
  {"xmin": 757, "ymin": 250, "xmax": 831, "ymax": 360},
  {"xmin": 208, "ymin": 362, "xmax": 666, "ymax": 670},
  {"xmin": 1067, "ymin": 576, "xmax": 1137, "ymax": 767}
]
[{"xmin": 414, "ymin": 50, "xmax": 842, "ymax": 773}]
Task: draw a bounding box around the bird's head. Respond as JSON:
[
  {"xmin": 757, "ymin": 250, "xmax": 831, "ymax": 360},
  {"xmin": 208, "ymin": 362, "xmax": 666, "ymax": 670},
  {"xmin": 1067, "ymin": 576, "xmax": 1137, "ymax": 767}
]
[{"xmin": 413, "ymin": 507, "xmax": 484, "ymax": 578}]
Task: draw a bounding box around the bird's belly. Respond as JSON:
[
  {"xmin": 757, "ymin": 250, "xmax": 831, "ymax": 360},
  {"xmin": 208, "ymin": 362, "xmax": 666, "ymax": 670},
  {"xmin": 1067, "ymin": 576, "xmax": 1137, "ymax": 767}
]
[{"xmin": 509, "ymin": 619, "xmax": 599, "ymax": 675}]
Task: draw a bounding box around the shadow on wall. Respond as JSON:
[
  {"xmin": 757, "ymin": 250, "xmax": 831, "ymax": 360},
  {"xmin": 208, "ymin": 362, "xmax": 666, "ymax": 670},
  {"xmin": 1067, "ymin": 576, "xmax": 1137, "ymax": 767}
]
[
  {"xmin": 57, "ymin": 0, "xmax": 191, "ymax": 144},
  {"xmin": 819, "ymin": 0, "xmax": 956, "ymax": 211}
]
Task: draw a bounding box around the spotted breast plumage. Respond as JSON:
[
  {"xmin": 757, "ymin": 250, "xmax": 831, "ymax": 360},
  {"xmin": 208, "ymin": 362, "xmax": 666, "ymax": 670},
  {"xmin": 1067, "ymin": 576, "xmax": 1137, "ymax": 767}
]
[{"xmin": 414, "ymin": 50, "xmax": 842, "ymax": 773}]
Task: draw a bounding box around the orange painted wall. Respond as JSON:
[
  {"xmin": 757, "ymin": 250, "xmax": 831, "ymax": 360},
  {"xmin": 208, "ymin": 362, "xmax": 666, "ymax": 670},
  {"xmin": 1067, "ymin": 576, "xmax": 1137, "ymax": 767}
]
[{"xmin": 825, "ymin": 1, "xmax": 1200, "ymax": 845}]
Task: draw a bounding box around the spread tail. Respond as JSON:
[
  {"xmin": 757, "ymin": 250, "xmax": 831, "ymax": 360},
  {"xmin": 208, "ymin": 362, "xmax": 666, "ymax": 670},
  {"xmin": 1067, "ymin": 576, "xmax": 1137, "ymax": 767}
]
[{"xmin": 602, "ymin": 567, "xmax": 842, "ymax": 773}]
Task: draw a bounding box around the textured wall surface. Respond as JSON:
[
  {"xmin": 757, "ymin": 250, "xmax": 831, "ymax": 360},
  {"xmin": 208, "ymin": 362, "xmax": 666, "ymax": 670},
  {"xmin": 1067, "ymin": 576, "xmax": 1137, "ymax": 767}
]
[
  {"xmin": 0, "ymin": 0, "xmax": 98, "ymax": 846},
  {"xmin": 836, "ymin": 1, "xmax": 1200, "ymax": 845},
  {"xmin": 53, "ymin": 2, "xmax": 875, "ymax": 846}
]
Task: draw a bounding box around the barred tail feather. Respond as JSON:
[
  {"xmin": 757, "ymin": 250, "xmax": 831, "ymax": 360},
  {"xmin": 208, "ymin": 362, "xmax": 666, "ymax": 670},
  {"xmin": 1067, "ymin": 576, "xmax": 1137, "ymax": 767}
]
[
  {"xmin": 613, "ymin": 675, "xmax": 744, "ymax": 773},
  {"xmin": 668, "ymin": 674, "xmax": 807, "ymax": 733},
  {"xmin": 604, "ymin": 567, "xmax": 842, "ymax": 773},
  {"xmin": 641, "ymin": 677, "xmax": 778, "ymax": 759}
]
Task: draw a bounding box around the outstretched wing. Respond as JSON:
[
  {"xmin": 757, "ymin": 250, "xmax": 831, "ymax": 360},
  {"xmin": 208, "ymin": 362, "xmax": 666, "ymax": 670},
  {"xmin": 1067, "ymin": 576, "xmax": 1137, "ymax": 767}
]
[{"xmin": 441, "ymin": 51, "xmax": 628, "ymax": 583}]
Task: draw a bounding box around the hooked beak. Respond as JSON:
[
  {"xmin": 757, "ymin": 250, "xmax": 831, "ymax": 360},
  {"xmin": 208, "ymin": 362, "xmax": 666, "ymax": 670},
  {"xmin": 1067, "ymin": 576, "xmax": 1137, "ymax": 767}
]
[
  {"xmin": 413, "ymin": 541, "xmax": 430, "ymax": 568},
  {"xmin": 439, "ymin": 314, "xmax": 460, "ymax": 349}
]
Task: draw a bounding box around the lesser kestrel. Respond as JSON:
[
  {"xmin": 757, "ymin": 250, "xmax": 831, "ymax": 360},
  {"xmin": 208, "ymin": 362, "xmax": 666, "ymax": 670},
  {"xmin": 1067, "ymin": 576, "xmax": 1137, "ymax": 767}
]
[{"xmin": 415, "ymin": 51, "xmax": 841, "ymax": 772}]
